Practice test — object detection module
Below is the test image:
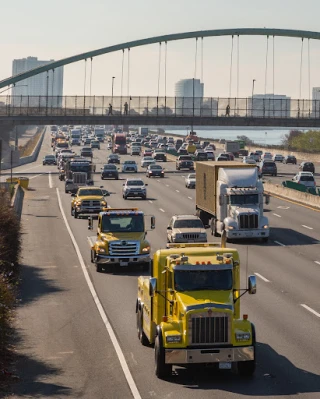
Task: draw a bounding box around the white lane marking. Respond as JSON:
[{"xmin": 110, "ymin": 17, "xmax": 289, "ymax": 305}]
[
  {"xmin": 16, "ymin": 163, "xmax": 42, "ymax": 172},
  {"xmin": 159, "ymin": 208, "xmax": 165, "ymax": 212},
  {"xmin": 166, "ymin": 184, "xmax": 170, "ymax": 187},
  {"xmin": 148, "ymin": 200, "xmax": 153, "ymax": 204},
  {"xmin": 58, "ymin": 351, "xmax": 74, "ymax": 355},
  {"xmin": 56, "ymin": 188, "xmax": 141, "ymax": 399},
  {"xmin": 277, "ymin": 206, "xmax": 290, "ymax": 209},
  {"xmin": 176, "ymin": 190, "xmax": 180, "ymax": 193},
  {"xmin": 49, "ymin": 172, "xmax": 53, "ymax": 188},
  {"xmin": 302, "ymin": 225, "xmax": 313, "ymax": 230},
  {"xmin": 301, "ymin": 304, "xmax": 320, "ymax": 318},
  {"xmin": 29, "ymin": 174, "xmax": 43, "ymax": 179},
  {"xmin": 273, "ymin": 213, "xmax": 281, "ymax": 218},
  {"xmin": 314, "ymin": 261, "xmax": 320, "ymax": 266},
  {"xmin": 254, "ymin": 272, "xmax": 270, "ymax": 283},
  {"xmin": 274, "ymin": 240, "xmax": 286, "ymax": 247},
  {"xmin": 188, "ymin": 196, "xmax": 193, "ymax": 200},
  {"xmin": 157, "ymin": 179, "xmax": 160, "ymax": 182}
]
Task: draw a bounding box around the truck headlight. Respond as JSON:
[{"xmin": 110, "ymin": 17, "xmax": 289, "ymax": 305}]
[
  {"xmin": 226, "ymin": 225, "xmax": 234, "ymax": 230},
  {"xmin": 101, "ymin": 201, "xmax": 107, "ymax": 206},
  {"xmin": 235, "ymin": 332, "xmax": 251, "ymax": 341},
  {"xmin": 98, "ymin": 248, "xmax": 106, "ymax": 253},
  {"xmin": 142, "ymin": 246, "xmax": 150, "ymax": 253},
  {"xmin": 263, "ymin": 224, "xmax": 269, "ymax": 229},
  {"xmin": 166, "ymin": 334, "xmax": 182, "ymax": 343}
]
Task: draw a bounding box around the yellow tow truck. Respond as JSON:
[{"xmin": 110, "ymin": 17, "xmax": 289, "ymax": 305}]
[
  {"xmin": 88, "ymin": 208, "xmax": 155, "ymax": 272},
  {"xmin": 136, "ymin": 235, "xmax": 257, "ymax": 379}
]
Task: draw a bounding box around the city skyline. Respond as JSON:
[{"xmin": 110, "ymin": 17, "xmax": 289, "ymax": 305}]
[{"xmin": 2, "ymin": 1, "xmax": 320, "ymax": 98}]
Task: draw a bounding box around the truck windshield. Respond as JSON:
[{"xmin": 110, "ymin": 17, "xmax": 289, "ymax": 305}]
[
  {"xmin": 174, "ymin": 269, "xmax": 232, "ymax": 291},
  {"xmin": 229, "ymin": 194, "xmax": 259, "ymax": 205},
  {"xmin": 79, "ymin": 189, "xmax": 103, "ymax": 196},
  {"xmin": 70, "ymin": 164, "xmax": 90, "ymax": 173},
  {"xmin": 102, "ymin": 215, "xmax": 144, "ymax": 233},
  {"xmin": 173, "ymin": 220, "xmax": 203, "ymax": 229}
]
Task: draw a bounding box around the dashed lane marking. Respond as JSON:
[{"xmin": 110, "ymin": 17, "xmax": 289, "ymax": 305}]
[
  {"xmin": 273, "ymin": 213, "xmax": 281, "ymax": 218},
  {"xmin": 274, "ymin": 240, "xmax": 286, "ymax": 247},
  {"xmin": 56, "ymin": 188, "xmax": 142, "ymax": 399},
  {"xmin": 176, "ymin": 190, "xmax": 180, "ymax": 193},
  {"xmin": 314, "ymin": 261, "xmax": 320, "ymax": 266},
  {"xmin": 188, "ymin": 196, "xmax": 193, "ymax": 200},
  {"xmin": 148, "ymin": 200, "xmax": 153, "ymax": 204},
  {"xmin": 302, "ymin": 225, "xmax": 313, "ymax": 230},
  {"xmin": 301, "ymin": 304, "xmax": 320, "ymax": 318},
  {"xmin": 254, "ymin": 272, "xmax": 270, "ymax": 283},
  {"xmin": 165, "ymin": 184, "xmax": 170, "ymax": 187},
  {"xmin": 49, "ymin": 172, "xmax": 53, "ymax": 188},
  {"xmin": 159, "ymin": 208, "xmax": 165, "ymax": 212},
  {"xmin": 277, "ymin": 206, "xmax": 290, "ymax": 209}
]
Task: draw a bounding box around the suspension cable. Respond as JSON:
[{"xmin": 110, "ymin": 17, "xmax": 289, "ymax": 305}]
[
  {"xmin": 264, "ymin": 36, "xmax": 269, "ymax": 95},
  {"xmin": 51, "ymin": 69, "xmax": 55, "ymax": 96},
  {"xmin": 308, "ymin": 39, "xmax": 311, "ymax": 102},
  {"xmin": 120, "ymin": 49, "xmax": 125, "ymax": 99},
  {"xmin": 157, "ymin": 42, "xmax": 161, "ymax": 97},
  {"xmin": 89, "ymin": 58, "xmax": 93, "ymax": 97},
  {"xmin": 229, "ymin": 35, "xmax": 234, "ymax": 99},
  {"xmin": 272, "ymin": 36, "xmax": 275, "ymax": 95},
  {"xmin": 194, "ymin": 37, "xmax": 198, "ymax": 79},
  {"xmin": 164, "ymin": 42, "xmax": 167, "ymax": 98},
  {"xmin": 236, "ymin": 35, "xmax": 239, "ymax": 99},
  {"xmin": 299, "ymin": 38, "xmax": 304, "ymax": 99},
  {"xmin": 84, "ymin": 59, "xmax": 87, "ymax": 97},
  {"xmin": 201, "ymin": 37, "xmax": 204, "ymax": 83},
  {"xmin": 127, "ymin": 48, "xmax": 130, "ymax": 97}
]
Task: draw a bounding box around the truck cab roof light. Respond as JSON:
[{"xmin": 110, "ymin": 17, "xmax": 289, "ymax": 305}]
[
  {"xmin": 162, "ymin": 316, "xmax": 168, "ymax": 322},
  {"xmin": 216, "ymin": 255, "xmax": 224, "ymax": 261},
  {"xmin": 196, "ymin": 261, "xmax": 200, "ymax": 265},
  {"xmin": 243, "ymin": 314, "xmax": 248, "ymax": 320}
]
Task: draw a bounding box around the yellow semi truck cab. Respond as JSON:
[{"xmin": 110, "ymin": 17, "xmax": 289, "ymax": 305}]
[
  {"xmin": 137, "ymin": 239, "xmax": 257, "ymax": 379},
  {"xmin": 89, "ymin": 208, "xmax": 155, "ymax": 273}
]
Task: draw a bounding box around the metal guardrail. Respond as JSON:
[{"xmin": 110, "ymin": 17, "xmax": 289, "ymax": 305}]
[{"xmin": 0, "ymin": 95, "xmax": 320, "ymax": 119}]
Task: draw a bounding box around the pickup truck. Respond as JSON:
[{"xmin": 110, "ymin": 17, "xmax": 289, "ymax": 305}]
[{"xmin": 176, "ymin": 155, "xmax": 194, "ymax": 171}]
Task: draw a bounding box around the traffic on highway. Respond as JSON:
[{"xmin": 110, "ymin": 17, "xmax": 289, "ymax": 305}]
[{"xmin": 6, "ymin": 124, "xmax": 320, "ymax": 398}]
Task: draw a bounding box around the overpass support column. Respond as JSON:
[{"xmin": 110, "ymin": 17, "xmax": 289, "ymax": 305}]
[{"xmin": 0, "ymin": 124, "xmax": 19, "ymax": 171}]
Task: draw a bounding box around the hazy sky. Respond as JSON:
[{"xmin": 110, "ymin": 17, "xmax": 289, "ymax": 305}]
[{"xmin": 2, "ymin": 0, "xmax": 320, "ymax": 98}]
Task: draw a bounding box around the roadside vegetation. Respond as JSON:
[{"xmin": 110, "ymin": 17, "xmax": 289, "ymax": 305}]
[
  {"xmin": 0, "ymin": 189, "xmax": 21, "ymax": 390},
  {"xmin": 18, "ymin": 129, "xmax": 42, "ymax": 157}
]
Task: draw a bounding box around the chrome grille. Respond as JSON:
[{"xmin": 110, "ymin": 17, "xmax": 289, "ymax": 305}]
[
  {"xmin": 239, "ymin": 214, "xmax": 258, "ymax": 229},
  {"xmin": 82, "ymin": 200, "xmax": 101, "ymax": 207},
  {"xmin": 109, "ymin": 241, "xmax": 139, "ymax": 256},
  {"xmin": 189, "ymin": 313, "xmax": 230, "ymax": 345},
  {"xmin": 73, "ymin": 173, "xmax": 87, "ymax": 184},
  {"xmin": 182, "ymin": 233, "xmax": 199, "ymax": 241}
]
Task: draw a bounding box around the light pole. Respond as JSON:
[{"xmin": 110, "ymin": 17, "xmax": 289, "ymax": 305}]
[
  {"xmin": 251, "ymin": 79, "xmax": 256, "ymax": 116},
  {"xmin": 111, "ymin": 76, "xmax": 115, "ymax": 106}
]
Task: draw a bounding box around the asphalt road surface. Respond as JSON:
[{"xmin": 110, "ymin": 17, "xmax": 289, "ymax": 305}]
[{"xmin": 6, "ymin": 131, "xmax": 320, "ymax": 398}]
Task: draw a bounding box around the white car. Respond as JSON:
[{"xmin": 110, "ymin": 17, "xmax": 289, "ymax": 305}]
[
  {"xmin": 243, "ymin": 156, "xmax": 257, "ymax": 165},
  {"xmin": 107, "ymin": 143, "xmax": 112, "ymax": 150},
  {"xmin": 122, "ymin": 179, "xmax": 147, "ymax": 200},
  {"xmin": 262, "ymin": 152, "xmax": 273, "ymax": 160},
  {"xmin": 141, "ymin": 156, "xmax": 156, "ymax": 168},
  {"xmin": 273, "ymin": 154, "xmax": 284, "ymax": 162},
  {"xmin": 122, "ymin": 160, "xmax": 138, "ymax": 173},
  {"xmin": 185, "ymin": 173, "xmax": 196, "ymax": 188},
  {"xmin": 292, "ymin": 172, "xmax": 316, "ymax": 188}
]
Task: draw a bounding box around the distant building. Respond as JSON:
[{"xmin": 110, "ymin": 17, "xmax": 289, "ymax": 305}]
[
  {"xmin": 175, "ymin": 79, "xmax": 204, "ymax": 98},
  {"xmin": 12, "ymin": 57, "xmax": 63, "ymax": 105},
  {"xmin": 249, "ymin": 94, "xmax": 291, "ymax": 118},
  {"xmin": 312, "ymin": 87, "xmax": 320, "ymax": 117}
]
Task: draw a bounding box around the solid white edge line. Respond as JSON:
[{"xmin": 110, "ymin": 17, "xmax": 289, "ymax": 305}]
[
  {"xmin": 274, "ymin": 240, "xmax": 286, "ymax": 247},
  {"xmin": 56, "ymin": 188, "xmax": 141, "ymax": 399},
  {"xmin": 254, "ymin": 272, "xmax": 270, "ymax": 283},
  {"xmin": 315, "ymin": 261, "xmax": 320, "ymax": 266},
  {"xmin": 49, "ymin": 172, "xmax": 53, "ymax": 188},
  {"xmin": 302, "ymin": 225, "xmax": 313, "ymax": 230},
  {"xmin": 159, "ymin": 208, "xmax": 165, "ymax": 212},
  {"xmin": 29, "ymin": 174, "xmax": 43, "ymax": 180},
  {"xmin": 301, "ymin": 304, "xmax": 320, "ymax": 318}
]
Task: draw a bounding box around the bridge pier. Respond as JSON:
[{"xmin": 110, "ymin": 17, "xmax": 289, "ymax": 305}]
[{"xmin": 0, "ymin": 124, "xmax": 20, "ymax": 171}]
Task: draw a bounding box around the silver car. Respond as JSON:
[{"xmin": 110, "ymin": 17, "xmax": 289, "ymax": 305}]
[
  {"xmin": 167, "ymin": 215, "xmax": 207, "ymax": 243},
  {"xmin": 122, "ymin": 179, "xmax": 147, "ymax": 199},
  {"xmin": 185, "ymin": 173, "xmax": 196, "ymax": 188}
]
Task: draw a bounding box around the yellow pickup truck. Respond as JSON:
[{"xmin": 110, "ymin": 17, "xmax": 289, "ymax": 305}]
[
  {"xmin": 71, "ymin": 186, "xmax": 109, "ymax": 218},
  {"xmin": 136, "ymin": 236, "xmax": 257, "ymax": 379}
]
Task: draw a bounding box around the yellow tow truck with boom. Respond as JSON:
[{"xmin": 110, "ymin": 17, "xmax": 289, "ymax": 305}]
[{"xmin": 136, "ymin": 234, "xmax": 257, "ymax": 379}]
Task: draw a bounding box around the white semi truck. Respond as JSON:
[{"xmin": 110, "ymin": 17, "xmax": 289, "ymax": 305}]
[{"xmin": 195, "ymin": 162, "xmax": 270, "ymax": 242}]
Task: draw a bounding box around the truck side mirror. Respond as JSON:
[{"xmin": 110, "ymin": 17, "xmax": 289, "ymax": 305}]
[
  {"xmin": 265, "ymin": 194, "xmax": 270, "ymax": 205},
  {"xmin": 88, "ymin": 217, "xmax": 93, "ymax": 230},
  {"xmin": 248, "ymin": 275, "xmax": 257, "ymax": 294},
  {"xmin": 151, "ymin": 216, "xmax": 155, "ymax": 229},
  {"xmin": 71, "ymin": 193, "xmax": 76, "ymax": 197},
  {"xmin": 167, "ymin": 226, "xmax": 172, "ymax": 230},
  {"xmin": 149, "ymin": 277, "xmax": 157, "ymax": 297},
  {"xmin": 219, "ymin": 195, "xmax": 223, "ymax": 206}
]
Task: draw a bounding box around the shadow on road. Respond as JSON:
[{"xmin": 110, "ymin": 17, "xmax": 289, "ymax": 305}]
[{"xmin": 169, "ymin": 343, "xmax": 320, "ymax": 396}]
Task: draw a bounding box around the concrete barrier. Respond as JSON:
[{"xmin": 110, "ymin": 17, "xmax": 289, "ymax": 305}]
[
  {"xmin": 264, "ymin": 181, "xmax": 320, "ymax": 209},
  {"xmin": 11, "ymin": 184, "xmax": 24, "ymax": 221},
  {"xmin": 18, "ymin": 126, "xmax": 46, "ymax": 166}
]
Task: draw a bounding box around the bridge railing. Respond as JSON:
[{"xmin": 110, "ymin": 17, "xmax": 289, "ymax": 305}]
[{"xmin": 0, "ymin": 96, "xmax": 319, "ymax": 119}]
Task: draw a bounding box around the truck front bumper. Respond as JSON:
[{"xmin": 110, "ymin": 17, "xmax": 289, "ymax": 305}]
[
  {"xmin": 76, "ymin": 206, "xmax": 108, "ymax": 214},
  {"xmin": 96, "ymin": 254, "xmax": 150, "ymax": 266},
  {"xmin": 226, "ymin": 229, "xmax": 269, "ymax": 239},
  {"xmin": 165, "ymin": 346, "xmax": 254, "ymax": 365}
]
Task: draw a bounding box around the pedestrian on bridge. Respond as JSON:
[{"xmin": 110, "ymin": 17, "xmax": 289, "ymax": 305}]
[
  {"xmin": 226, "ymin": 104, "xmax": 230, "ymax": 117},
  {"xmin": 108, "ymin": 103, "xmax": 113, "ymax": 115},
  {"xmin": 124, "ymin": 102, "xmax": 128, "ymax": 115}
]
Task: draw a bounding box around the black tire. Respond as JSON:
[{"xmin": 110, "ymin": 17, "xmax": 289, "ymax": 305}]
[
  {"xmin": 262, "ymin": 237, "xmax": 269, "ymax": 243},
  {"xmin": 141, "ymin": 261, "xmax": 150, "ymax": 272},
  {"xmin": 142, "ymin": 196, "xmax": 147, "ymax": 200},
  {"xmin": 96, "ymin": 262, "xmax": 103, "ymax": 273},
  {"xmin": 161, "ymin": 175, "xmax": 164, "ymax": 178},
  {"xmin": 238, "ymin": 324, "xmax": 256, "ymax": 377},
  {"xmin": 91, "ymin": 250, "xmax": 95, "ymax": 263},
  {"xmin": 71, "ymin": 207, "xmax": 74, "ymax": 216},
  {"xmin": 74, "ymin": 210, "xmax": 79, "ymax": 219},
  {"xmin": 124, "ymin": 195, "xmax": 127, "ymax": 200},
  {"xmin": 155, "ymin": 335, "xmax": 172, "ymax": 379},
  {"xmin": 136, "ymin": 308, "xmax": 149, "ymax": 346}
]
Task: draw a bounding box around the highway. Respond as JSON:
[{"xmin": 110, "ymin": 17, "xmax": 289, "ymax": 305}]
[{"xmin": 8, "ymin": 130, "xmax": 320, "ymax": 398}]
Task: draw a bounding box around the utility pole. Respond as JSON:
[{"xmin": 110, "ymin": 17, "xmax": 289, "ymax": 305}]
[{"xmin": 251, "ymin": 79, "xmax": 256, "ymax": 116}]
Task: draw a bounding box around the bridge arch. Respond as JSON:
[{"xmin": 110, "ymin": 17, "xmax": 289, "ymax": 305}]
[{"xmin": 1, "ymin": 28, "xmax": 320, "ymax": 89}]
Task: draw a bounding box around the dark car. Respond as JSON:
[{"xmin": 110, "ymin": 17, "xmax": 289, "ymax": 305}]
[
  {"xmin": 194, "ymin": 150, "xmax": 208, "ymax": 161},
  {"xmin": 43, "ymin": 155, "xmax": 57, "ymax": 165},
  {"xmin": 152, "ymin": 150, "xmax": 167, "ymax": 162},
  {"xmin": 176, "ymin": 155, "xmax": 194, "ymax": 170},
  {"xmin": 80, "ymin": 147, "xmax": 93, "ymax": 158},
  {"xmin": 107, "ymin": 154, "xmax": 120, "ymax": 164},
  {"xmin": 299, "ymin": 162, "xmax": 315, "ymax": 174},
  {"xmin": 216, "ymin": 153, "xmax": 229, "ymax": 161},
  {"xmin": 146, "ymin": 164, "xmax": 165, "ymax": 178},
  {"xmin": 177, "ymin": 148, "xmax": 188, "ymax": 155},
  {"xmin": 259, "ymin": 160, "xmax": 277, "ymax": 177},
  {"xmin": 175, "ymin": 139, "xmax": 183, "ymax": 150},
  {"xmin": 283, "ymin": 155, "xmax": 297, "ymax": 164},
  {"xmin": 101, "ymin": 164, "xmax": 119, "ymax": 180}
]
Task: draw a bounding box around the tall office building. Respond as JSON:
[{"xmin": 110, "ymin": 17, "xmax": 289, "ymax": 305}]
[
  {"xmin": 249, "ymin": 94, "xmax": 291, "ymax": 117},
  {"xmin": 312, "ymin": 87, "xmax": 320, "ymax": 116},
  {"xmin": 175, "ymin": 79, "xmax": 204, "ymax": 98},
  {"xmin": 12, "ymin": 57, "xmax": 63, "ymax": 98}
]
